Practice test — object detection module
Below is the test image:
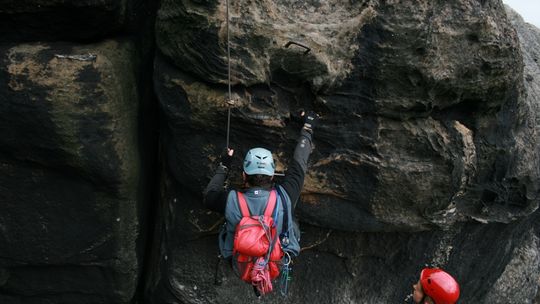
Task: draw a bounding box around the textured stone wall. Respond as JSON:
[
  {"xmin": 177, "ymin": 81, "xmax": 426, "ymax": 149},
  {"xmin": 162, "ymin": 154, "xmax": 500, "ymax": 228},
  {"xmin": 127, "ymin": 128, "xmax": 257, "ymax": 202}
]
[
  {"xmin": 0, "ymin": 0, "xmax": 539, "ymax": 303},
  {"xmin": 0, "ymin": 1, "xmax": 156, "ymax": 303},
  {"xmin": 148, "ymin": 1, "xmax": 540, "ymax": 303}
]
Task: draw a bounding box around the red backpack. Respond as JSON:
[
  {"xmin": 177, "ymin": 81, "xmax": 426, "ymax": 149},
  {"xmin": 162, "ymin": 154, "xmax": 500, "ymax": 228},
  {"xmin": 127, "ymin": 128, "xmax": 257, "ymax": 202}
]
[{"xmin": 232, "ymin": 189, "xmax": 284, "ymax": 295}]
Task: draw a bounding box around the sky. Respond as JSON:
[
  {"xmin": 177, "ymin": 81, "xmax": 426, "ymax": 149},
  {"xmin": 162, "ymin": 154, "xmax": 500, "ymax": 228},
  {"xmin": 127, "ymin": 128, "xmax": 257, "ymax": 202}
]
[{"xmin": 503, "ymin": 0, "xmax": 540, "ymax": 28}]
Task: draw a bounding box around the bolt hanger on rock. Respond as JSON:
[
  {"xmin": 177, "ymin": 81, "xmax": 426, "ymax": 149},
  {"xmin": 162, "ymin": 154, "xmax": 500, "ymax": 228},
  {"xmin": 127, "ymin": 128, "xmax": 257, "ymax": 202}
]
[{"xmin": 284, "ymin": 41, "xmax": 311, "ymax": 55}]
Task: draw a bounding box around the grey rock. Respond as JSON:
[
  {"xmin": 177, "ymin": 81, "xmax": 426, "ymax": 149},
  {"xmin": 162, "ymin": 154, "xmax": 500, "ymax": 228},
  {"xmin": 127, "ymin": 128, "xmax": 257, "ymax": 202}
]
[
  {"xmin": 149, "ymin": 0, "xmax": 540, "ymax": 303},
  {"xmin": 156, "ymin": 0, "xmax": 376, "ymax": 90},
  {"xmin": 155, "ymin": 0, "xmax": 539, "ymax": 231},
  {"xmin": 0, "ymin": 0, "xmax": 539, "ymax": 303},
  {"xmin": 0, "ymin": 40, "xmax": 144, "ymax": 303},
  {"xmin": 483, "ymin": 230, "xmax": 540, "ymax": 304}
]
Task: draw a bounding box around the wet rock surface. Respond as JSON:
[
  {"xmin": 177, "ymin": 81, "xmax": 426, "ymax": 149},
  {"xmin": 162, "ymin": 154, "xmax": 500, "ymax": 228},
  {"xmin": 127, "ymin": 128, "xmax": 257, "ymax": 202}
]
[{"xmin": 0, "ymin": 0, "xmax": 539, "ymax": 303}]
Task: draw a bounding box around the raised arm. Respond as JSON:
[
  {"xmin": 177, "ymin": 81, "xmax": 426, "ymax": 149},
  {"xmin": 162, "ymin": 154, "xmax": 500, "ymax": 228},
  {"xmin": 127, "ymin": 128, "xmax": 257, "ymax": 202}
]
[
  {"xmin": 203, "ymin": 148, "xmax": 234, "ymax": 214},
  {"xmin": 281, "ymin": 111, "xmax": 318, "ymax": 209}
]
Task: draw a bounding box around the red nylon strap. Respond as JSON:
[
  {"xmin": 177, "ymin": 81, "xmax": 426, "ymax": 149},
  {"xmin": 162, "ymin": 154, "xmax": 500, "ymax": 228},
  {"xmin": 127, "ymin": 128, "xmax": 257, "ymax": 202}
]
[
  {"xmin": 236, "ymin": 191, "xmax": 250, "ymax": 217},
  {"xmin": 263, "ymin": 190, "xmax": 277, "ymax": 217},
  {"xmin": 236, "ymin": 190, "xmax": 277, "ymax": 218}
]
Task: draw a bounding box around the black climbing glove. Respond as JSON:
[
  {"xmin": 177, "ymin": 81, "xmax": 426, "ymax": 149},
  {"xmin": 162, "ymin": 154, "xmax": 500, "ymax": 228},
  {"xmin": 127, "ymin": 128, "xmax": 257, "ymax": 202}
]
[
  {"xmin": 302, "ymin": 111, "xmax": 319, "ymax": 133},
  {"xmin": 219, "ymin": 148, "xmax": 234, "ymax": 169}
]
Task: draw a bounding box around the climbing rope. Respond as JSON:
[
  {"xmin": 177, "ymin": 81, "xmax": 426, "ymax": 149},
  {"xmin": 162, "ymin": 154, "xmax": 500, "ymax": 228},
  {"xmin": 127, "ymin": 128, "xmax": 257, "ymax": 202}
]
[
  {"xmin": 251, "ymin": 257, "xmax": 273, "ymax": 295},
  {"xmin": 225, "ymin": 0, "xmax": 233, "ymax": 149}
]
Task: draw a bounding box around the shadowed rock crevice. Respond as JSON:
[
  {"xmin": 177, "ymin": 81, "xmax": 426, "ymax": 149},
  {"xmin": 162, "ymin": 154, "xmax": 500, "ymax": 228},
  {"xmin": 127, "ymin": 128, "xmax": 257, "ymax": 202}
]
[{"xmin": 0, "ymin": 0, "xmax": 150, "ymax": 42}]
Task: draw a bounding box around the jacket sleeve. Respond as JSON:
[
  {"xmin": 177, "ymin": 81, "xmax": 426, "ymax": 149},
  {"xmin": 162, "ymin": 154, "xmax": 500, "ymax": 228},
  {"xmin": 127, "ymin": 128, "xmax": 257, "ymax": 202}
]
[
  {"xmin": 281, "ymin": 128, "xmax": 314, "ymax": 210},
  {"xmin": 219, "ymin": 190, "xmax": 242, "ymax": 258},
  {"xmin": 203, "ymin": 165, "xmax": 229, "ymax": 214}
]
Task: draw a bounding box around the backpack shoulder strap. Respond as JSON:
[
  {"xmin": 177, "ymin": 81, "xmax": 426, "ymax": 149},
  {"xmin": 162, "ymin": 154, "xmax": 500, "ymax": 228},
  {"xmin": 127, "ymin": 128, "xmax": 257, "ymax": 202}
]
[
  {"xmin": 263, "ymin": 190, "xmax": 277, "ymax": 217},
  {"xmin": 236, "ymin": 191, "xmax": 251, "ymax": 217},
  {"xmin": 276, "ymin": 186, "xmax": 289, "ymax": 235}
]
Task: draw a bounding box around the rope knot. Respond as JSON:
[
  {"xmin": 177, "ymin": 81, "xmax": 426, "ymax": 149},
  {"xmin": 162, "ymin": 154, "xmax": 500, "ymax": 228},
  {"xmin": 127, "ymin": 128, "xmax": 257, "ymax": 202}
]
[{"xmin": 251, "ymin": 257, "xmax": 273, "ymax": 295}]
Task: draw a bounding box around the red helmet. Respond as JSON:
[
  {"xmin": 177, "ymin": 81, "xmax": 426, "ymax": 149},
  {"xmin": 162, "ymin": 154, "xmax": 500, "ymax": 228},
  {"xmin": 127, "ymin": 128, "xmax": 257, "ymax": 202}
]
[{"xmin": 420, "ymin": 268, "xmax": 460, "ymax": 304}]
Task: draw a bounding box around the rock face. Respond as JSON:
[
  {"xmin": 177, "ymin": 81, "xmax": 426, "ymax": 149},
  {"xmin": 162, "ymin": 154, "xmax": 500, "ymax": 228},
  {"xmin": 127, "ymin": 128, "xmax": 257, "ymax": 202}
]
[
  {"xmin": 154, "ymin": 0, "xmax": 538, "ymax": 233},
  {"xmin": 0, "ymin": 41, "xmax": 146, "ymax": 303},
  {"xmin": 148, "ymin": 0, "xmax": 540, "ymax": 303},
  {"xmin": 1, "ymin": 0, "xmax": 540, "ymax": 303}
]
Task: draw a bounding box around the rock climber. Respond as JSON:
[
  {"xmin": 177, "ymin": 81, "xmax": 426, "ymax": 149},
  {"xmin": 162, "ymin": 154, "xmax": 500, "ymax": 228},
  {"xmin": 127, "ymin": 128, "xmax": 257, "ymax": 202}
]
[
  {"xmin": 412, "ymin": 267, "xmax": 460, "ymax": 304},
  {"xmin": 203, "ymin": 110, "xmax": 318, "ymax": 293}
]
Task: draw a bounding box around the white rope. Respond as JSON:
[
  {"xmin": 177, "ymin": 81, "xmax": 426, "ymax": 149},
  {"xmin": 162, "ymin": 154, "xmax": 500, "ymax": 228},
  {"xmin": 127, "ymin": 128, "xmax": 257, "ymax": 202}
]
[{"xmin": 225, "ymin": 0, "xmax": 232, "ymax": 149}]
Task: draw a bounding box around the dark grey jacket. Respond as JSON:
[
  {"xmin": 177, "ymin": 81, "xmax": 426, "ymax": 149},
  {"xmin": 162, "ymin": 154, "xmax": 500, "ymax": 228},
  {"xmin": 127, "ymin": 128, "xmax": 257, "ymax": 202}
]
[{"xmin": 204, "ymin": 128, "xmax": 314, "ymax": 258}]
